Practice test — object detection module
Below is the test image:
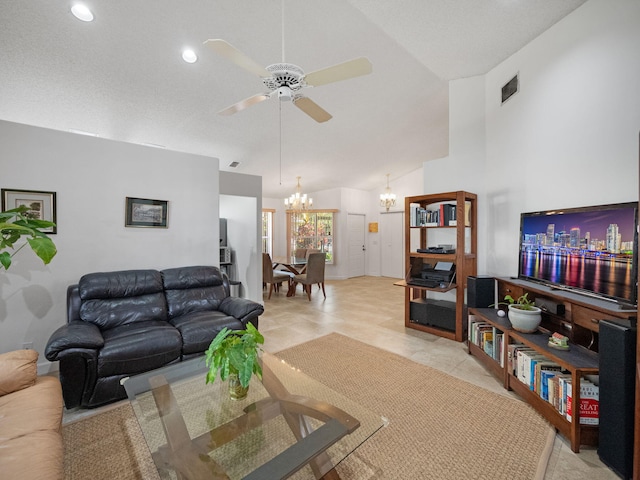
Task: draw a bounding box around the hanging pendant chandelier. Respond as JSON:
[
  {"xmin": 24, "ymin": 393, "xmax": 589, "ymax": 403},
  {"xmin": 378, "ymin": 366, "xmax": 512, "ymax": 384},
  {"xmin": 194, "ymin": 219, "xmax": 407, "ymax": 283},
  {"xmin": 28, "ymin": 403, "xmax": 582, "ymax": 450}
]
[
  {"xmin": 285, "ymin": 176, "xmax": 313, "ymax": 210},
  {"xmin": 380, "ymin": 174, "xmax": 396, "ymax": 211}
]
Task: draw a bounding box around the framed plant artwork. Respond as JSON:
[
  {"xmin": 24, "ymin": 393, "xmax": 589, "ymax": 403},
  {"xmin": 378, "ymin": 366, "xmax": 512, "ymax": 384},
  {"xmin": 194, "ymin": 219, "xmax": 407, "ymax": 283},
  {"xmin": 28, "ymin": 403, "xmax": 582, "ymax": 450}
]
[
  {"xmin": 1, "ymin": 188, "xmax": 57, "ymax": 234},
  {"xmin": 125, "ymin": 197, "xmax": 168, "ymax": 228}
]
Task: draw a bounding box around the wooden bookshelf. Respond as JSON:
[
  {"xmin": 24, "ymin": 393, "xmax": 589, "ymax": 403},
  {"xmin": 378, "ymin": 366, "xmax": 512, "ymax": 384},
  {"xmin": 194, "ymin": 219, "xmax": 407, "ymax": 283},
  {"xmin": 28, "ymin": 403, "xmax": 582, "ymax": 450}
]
[{"xmin": 397, "ymin": 191, "xmax": 477, "ymax": 342}]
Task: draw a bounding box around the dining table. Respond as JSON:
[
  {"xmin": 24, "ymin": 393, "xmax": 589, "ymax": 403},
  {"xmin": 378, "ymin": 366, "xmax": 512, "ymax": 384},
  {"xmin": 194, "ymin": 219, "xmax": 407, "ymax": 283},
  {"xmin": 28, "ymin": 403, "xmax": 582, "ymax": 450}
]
[{"xmin": 271, "ymin": 256, "xmax": 307, "ymax": 296}]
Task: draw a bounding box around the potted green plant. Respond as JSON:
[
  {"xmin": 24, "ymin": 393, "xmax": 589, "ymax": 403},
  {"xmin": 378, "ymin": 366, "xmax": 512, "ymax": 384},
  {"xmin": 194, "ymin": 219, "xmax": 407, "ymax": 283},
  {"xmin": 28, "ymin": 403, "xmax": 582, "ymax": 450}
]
[
  {"xmin": 0, "ymin": 206, "xmax": 57, "ymax": 270},
  {"xmin": 494, "ymin": 293, "xmax": 542, "ymax": 333},
  {"xmin": 204, "ymin": 323, "xmax": 264, "ymax": 400}
]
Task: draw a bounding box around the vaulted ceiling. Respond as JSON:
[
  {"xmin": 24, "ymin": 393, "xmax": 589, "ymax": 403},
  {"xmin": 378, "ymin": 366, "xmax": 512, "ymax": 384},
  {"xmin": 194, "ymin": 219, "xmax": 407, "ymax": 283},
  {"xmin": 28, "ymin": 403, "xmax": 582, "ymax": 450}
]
[{"xmin": 0, "ymin": 0, "xmax": 586, "ymax": 197}]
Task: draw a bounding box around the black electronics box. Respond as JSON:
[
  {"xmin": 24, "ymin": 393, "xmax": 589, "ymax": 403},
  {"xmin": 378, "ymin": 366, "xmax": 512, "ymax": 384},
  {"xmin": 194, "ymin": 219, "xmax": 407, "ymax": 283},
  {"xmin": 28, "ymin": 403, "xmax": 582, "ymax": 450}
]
[{"xmin": 410, "ymin": 298, "xmax": 457, "ymax": 331}]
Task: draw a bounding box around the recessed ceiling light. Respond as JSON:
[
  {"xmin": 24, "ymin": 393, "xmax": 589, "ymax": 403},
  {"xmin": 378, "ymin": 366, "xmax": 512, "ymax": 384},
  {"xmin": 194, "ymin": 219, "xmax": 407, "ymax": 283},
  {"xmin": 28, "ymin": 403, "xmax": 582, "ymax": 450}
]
[
  {"xmin": 71, "ymin": 3, "xmax": 94, "ymax": 22},
  {"xmin": 182, "ymin": 49, "xmax": 198, "ymax": 64}
]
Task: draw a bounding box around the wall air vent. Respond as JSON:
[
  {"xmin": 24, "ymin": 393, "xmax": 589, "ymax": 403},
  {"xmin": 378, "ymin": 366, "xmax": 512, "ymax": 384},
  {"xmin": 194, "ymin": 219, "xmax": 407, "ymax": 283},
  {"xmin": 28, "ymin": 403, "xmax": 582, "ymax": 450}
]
[
  {"xmin": 501, "ymin": 74, "xmax": 519, "ymax": 104},
  {"xmin": 228, "ymin": 161, "xmax": 240, "ymax": 168}
]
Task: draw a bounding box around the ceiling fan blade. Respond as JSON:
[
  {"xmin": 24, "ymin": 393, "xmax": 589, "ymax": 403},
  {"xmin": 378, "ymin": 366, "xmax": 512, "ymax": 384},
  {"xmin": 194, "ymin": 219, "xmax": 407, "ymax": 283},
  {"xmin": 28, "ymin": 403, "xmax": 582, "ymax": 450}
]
[
  {"xmin": 293, "ymin": 97, "xmax": 332, "ymax": 123},
  {"xmin": 218, "ymin": 93, "xmax": 270, "ymax": 116},
  {"xmin": 304, "ymin": 57, "xmax": 372, "ymax": 87},
  {"xmin": 204, "ymin": 39, "xmax": 271, "ymax": 77}
]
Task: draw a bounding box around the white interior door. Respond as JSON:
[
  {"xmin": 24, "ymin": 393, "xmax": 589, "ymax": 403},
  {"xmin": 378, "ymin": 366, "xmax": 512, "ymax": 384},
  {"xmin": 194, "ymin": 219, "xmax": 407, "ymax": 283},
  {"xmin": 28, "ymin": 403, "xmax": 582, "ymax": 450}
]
[
  {"xmin": 348, "ymin": 213, "xmax": 366, "ymax": 278},
  {"xmin": 380, "ymin": 212, "xmax": 404, "ymax": 279}
]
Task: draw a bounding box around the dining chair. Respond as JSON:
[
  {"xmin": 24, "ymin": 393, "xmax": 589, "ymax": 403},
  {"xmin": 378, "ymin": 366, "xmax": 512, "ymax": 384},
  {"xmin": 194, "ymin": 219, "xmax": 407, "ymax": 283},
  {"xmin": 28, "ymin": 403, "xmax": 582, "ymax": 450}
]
[
  {"xmin": 294, "ymin": 248, "xmax": 307, "ymax": 261},
  {"xmin": 263, "ymin": 253, "xmax": 293, "ymax": 299},
  {"xmin": 305, "ymin": 248, "xmax": 320, "ymax": 258},
  {"xmin": 293, "ymin": 252, "xmax": 326, "ymax": 301}
]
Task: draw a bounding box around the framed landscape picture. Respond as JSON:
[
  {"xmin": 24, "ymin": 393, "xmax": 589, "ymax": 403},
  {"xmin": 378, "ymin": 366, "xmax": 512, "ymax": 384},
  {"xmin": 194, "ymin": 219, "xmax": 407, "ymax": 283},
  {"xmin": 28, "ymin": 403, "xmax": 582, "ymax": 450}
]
[
  {"xmin": 125, "ymin": 197, "xmax": 168, "ymax": 228},
  {"xmin": 1, "ymin": 188, "xmax": 57, "ymax": 234}
]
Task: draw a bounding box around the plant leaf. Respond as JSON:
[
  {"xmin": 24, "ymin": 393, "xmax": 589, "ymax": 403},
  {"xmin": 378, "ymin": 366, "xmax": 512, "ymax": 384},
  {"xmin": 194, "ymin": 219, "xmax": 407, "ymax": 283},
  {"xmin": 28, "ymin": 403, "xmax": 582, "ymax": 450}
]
[
  {"xmin": 27, "ymin": 237, "xmax": 57, "ymax": 264},
  {"xmin": 0, "ymin": 251, "xmax": 11, "ymax": 270}
]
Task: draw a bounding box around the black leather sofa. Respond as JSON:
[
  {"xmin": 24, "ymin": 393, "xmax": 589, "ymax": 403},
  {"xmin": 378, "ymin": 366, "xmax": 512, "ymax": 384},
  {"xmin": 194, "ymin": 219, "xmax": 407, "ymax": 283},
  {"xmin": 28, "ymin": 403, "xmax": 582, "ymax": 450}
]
[{"xmin": 45, "ymin": 265, "xmax": 264, "ymax": 408}]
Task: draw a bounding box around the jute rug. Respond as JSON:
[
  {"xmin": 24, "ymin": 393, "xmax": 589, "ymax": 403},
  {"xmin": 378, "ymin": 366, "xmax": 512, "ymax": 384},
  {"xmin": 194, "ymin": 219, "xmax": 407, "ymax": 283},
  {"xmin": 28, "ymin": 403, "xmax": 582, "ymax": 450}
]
[{"xmin": 63, "ymin": 333, "xmax": 555, "ymax": 479}]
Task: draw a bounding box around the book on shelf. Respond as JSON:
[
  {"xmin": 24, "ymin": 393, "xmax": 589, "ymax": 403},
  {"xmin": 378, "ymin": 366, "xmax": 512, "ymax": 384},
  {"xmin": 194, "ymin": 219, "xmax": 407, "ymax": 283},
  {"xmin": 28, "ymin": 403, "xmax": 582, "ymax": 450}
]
[
  {"xmin": 515, "ymin": 349, "xmax": 540, "ymax": 387},
  {"xmin": 449, "ymin": 201, "xmax": 472, "ymax": 227},
  {"xmin": 410, "ymin": 203, "xmax": 419, "ymax": 227},
  {"xmin": 410, "ymin": 200, "xmax": 469, "ymax": 227},
  {"xmin": 438, "ymin": 203, "xmax": 456, "ymax": 227},
  {"xmin": 495, "ymin": 332, "xmax": 505, "ymax": 366},
  {"xmin": 563, "ymin": 377, "xmax": 599, "ymax": 425},
  {"xmin": 507, "ymin": 344, "xmax": 525, "ymax": 376},
  {"xmin": 579, "ymin": 380, "xmax": 599, "ymax": 425},
  {"xmin": 534, "ymin": 361, "xmax": 562, "ymax": 396}
]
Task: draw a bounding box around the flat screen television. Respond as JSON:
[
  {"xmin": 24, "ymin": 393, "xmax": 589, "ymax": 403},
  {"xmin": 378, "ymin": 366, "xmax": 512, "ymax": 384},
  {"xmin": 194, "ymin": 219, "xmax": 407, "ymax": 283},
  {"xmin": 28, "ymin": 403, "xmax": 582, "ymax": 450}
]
[{"xmin": 518, "ymin": 202, "xmax": 638, "ymax": 308}]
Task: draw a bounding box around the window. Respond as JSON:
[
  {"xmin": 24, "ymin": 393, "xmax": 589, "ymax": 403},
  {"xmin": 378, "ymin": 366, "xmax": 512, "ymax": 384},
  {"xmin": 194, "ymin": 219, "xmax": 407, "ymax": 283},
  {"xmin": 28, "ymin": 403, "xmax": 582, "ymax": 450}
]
[
  {"xmin": 261, "ymin": 209, "xmax": 274, "ymax": 256},
  {"xmin": 287, "ymin": 210, "xmax": 336, "ymax": 263}
]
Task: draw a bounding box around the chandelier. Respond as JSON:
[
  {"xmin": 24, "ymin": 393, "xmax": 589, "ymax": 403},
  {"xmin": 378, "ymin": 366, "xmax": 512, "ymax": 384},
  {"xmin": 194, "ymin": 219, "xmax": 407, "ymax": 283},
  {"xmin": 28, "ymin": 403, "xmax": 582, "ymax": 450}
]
[
  {"xmin": 285, "ymin": 176, "xmax": 313, "ymax": 210},
  {"xmin": 380, "ymin": 174, "xmax": 396, "ymax": 211}
]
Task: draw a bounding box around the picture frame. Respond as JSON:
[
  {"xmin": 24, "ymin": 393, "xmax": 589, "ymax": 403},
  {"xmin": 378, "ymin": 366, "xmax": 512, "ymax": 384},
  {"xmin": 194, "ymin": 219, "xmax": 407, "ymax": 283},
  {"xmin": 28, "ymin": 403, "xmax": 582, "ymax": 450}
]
[
  {"xmin": 125, "ymin": 197, "xmax": 168, "ymax": 228},
  {"xmin": 1, "ymin": 188, "xmax": 57, "ymax": 234}
]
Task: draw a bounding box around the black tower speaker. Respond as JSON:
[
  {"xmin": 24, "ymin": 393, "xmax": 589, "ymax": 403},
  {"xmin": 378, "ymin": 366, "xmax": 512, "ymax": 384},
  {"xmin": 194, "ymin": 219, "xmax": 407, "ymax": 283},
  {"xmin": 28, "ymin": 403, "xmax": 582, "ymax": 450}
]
[
  {"xmin": 467, "ymin": 276, "xmax": 495, "ymax": 308},
  {"xmin": 598, "ymin": 319, "xmax": 636, "ymax": 480}
]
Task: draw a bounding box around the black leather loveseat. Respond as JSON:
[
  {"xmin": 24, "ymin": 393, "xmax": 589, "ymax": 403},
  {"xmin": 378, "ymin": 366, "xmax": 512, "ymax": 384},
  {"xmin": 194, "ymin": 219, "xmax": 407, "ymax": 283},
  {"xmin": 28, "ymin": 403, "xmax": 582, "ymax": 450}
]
[{"xmin": 45, "ymin": 265, "xmax": 264, "ymax": 408}]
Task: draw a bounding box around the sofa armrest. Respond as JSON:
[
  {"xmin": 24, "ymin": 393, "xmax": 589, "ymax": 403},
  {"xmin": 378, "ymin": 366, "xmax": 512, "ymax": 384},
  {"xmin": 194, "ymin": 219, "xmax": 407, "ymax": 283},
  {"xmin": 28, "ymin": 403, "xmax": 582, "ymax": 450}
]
[
  {"xmin": 0, "ymin": 349, "xmax": 39, "ymax": 396},
  {"xmin": 45, "ymin": 321, "xmax": 104, "ymax": 362},
  {"xmin": 219, "ymin": 297, "xmax": 264, "ymax": 326}
]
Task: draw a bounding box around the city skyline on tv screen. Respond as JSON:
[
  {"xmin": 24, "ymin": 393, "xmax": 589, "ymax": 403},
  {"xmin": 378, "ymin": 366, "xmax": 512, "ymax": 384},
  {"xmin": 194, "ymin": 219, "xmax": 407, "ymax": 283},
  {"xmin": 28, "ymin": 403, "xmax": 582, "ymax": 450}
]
[{"xmin": 521, "ymin": 205, "xmax": 636, "ymax": 250}]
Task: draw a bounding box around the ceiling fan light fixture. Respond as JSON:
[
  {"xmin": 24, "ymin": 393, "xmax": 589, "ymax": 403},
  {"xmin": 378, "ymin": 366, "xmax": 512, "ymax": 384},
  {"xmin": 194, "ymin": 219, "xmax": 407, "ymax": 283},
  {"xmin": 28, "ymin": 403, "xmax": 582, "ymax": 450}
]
[
  {"xmin": 182, "ymin": 49, "xmax": 198, "ymax": 64},
  {"xmin": 71, "ymin": 3, "xmax": 94, "ymax": 22},
  {"xmin": 380, "ymin": 174, "xmax": 396, "ymax": 212},
  {"xmin": 277, "ymin": 86, "xmax": 293, "ymax": 102}
]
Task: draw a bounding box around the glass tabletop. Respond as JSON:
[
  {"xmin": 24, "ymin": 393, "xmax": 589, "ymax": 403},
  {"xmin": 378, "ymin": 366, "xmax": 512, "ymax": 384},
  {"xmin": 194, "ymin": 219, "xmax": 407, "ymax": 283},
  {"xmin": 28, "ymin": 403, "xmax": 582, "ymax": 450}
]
[{"xmin": 122, "ymin": 352, "xmax": 385, "ymax": 480}]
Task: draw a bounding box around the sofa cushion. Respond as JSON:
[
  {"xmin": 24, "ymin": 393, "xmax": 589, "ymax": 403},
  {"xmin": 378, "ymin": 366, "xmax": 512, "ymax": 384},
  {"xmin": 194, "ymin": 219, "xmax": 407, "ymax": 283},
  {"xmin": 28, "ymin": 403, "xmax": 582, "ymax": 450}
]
[
  {"xmin": 78, "ymin": 270, "xmax": 169, "ymax": 329},
  {"xmin": 170, "ymin": 311, "xmax": 243, "ymax": 354},
  {"xmin": 162, "ymin": 266, "xmax": 227, "ymax": 318},
  {"xmin": 79, "ymin": 269, "xmax": 164, "ymax": 300},
  {"xmin": 0, "ymin": 430, "xmax": 64, "ymax": 480},
  {"xmin": 97, "ymin": 321, "xmax": 182, "ymax": 376},
  {"xmin": 0, "ymin": 349, "xmax": 38, "ymax": 396},
  {"xmin": 0, "ymin": 376, "xmax": 63, "ymax": 440},
  {"xmin": 80, "ymin": 292, "xmax": 168, "ymax": 329},
  {"xmin": 0, "ymin": 375, "xmax": 64, "ymax": 480}
]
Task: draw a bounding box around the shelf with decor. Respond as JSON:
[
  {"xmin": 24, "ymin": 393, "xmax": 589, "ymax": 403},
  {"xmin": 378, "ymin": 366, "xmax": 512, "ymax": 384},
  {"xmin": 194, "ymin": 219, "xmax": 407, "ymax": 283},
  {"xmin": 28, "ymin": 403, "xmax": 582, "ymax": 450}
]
[
  {"xmin": 395, "ymin": 191, "xmax": 477, "ymax": 342},
  {"xmin": 469, "ymin": 304, "xmax": 601, "ymax": 453}
]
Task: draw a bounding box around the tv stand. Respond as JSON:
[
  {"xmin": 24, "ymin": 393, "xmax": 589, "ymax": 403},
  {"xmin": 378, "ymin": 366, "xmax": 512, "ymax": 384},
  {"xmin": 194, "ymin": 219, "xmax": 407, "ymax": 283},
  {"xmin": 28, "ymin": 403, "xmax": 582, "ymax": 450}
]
[{"xmin": 467, "ymin": 277, "xmax": 637, "ymax": 452}]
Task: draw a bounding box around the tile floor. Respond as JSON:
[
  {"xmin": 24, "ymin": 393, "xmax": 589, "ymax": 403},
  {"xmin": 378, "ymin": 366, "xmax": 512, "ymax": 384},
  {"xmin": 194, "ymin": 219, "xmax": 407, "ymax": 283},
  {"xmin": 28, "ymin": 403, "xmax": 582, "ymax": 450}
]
[
  {"xmin": 259, "ymin": 276, "xmax": 619, "ymax": 480},
  {"xmin": 62, "ymin": 275, "xmax": 620, "ymax": 479}
]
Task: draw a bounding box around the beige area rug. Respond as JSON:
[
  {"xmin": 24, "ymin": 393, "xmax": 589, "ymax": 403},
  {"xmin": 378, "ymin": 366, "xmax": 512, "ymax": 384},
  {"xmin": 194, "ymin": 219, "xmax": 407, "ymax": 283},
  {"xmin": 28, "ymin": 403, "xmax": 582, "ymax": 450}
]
[{"xmin": 63, "ymin": 333, "xmax": 555, "ymax": 479}]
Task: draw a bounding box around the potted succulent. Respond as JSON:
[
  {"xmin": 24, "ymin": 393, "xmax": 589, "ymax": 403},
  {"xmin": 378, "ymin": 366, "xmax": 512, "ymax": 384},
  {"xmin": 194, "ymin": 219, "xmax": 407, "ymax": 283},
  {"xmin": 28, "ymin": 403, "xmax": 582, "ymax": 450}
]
[
  {"xmin": 495, "ymin": 293, "xmax": 542, "ymax": 333},
  {"xmin": 1, "ymin": 206, "xmax": 57, "ymax": 270},
  {"xmin": 204, "ymin": 323, "xmax": 264, "ymax": 400}
]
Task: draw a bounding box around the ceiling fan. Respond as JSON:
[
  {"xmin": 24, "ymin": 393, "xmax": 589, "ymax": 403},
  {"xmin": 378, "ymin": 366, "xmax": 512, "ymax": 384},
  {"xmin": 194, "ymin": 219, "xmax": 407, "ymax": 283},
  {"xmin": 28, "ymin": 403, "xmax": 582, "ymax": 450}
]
[{"xmin": 204, "ymin": 39, "xmax": 372, "ymax": 123}]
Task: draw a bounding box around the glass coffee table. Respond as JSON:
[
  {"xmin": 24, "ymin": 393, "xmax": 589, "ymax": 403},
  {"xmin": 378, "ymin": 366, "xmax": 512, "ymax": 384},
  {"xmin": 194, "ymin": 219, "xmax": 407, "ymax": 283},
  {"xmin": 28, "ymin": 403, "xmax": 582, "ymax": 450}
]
[{"xmin": 122, "ymin": 352, "xmax": 385, "ymax": 480}]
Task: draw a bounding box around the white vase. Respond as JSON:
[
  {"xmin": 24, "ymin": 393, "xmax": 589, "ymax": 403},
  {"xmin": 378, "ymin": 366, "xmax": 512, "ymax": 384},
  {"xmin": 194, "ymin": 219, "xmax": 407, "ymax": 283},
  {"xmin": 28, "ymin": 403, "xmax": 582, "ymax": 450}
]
[{"xmin": 507, "ymin": 305, "xmax": 542, "ymax": 333}]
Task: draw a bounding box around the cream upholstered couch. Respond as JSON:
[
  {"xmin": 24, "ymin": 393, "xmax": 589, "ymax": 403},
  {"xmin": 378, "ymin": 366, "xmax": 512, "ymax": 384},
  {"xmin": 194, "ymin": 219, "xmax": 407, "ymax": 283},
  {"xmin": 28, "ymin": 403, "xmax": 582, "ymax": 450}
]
[{"xmin": 0, "ymin": 349, "xmax": 64, "ymax": 479}]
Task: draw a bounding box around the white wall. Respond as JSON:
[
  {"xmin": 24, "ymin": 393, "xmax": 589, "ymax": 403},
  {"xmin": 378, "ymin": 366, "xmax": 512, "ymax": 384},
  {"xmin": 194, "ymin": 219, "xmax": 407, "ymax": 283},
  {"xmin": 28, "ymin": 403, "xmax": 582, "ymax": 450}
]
[
  {"xmin": 219, "ymin": 171, "xmax": 262, "ymax": 303},
  {"xmin": 366, "ymin": 168, "xmax": 424, "ymax": 277},
  {"xmin": 0, "ymin": 120, "xmax": 220, "ymax": 370},
  {"xmin": 219, "ymin": 195, "xmax": 260, "ymax": 302},
  {"xmin": 423, "ymin": 0, "xmax": 640, "ymax": 279}
]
